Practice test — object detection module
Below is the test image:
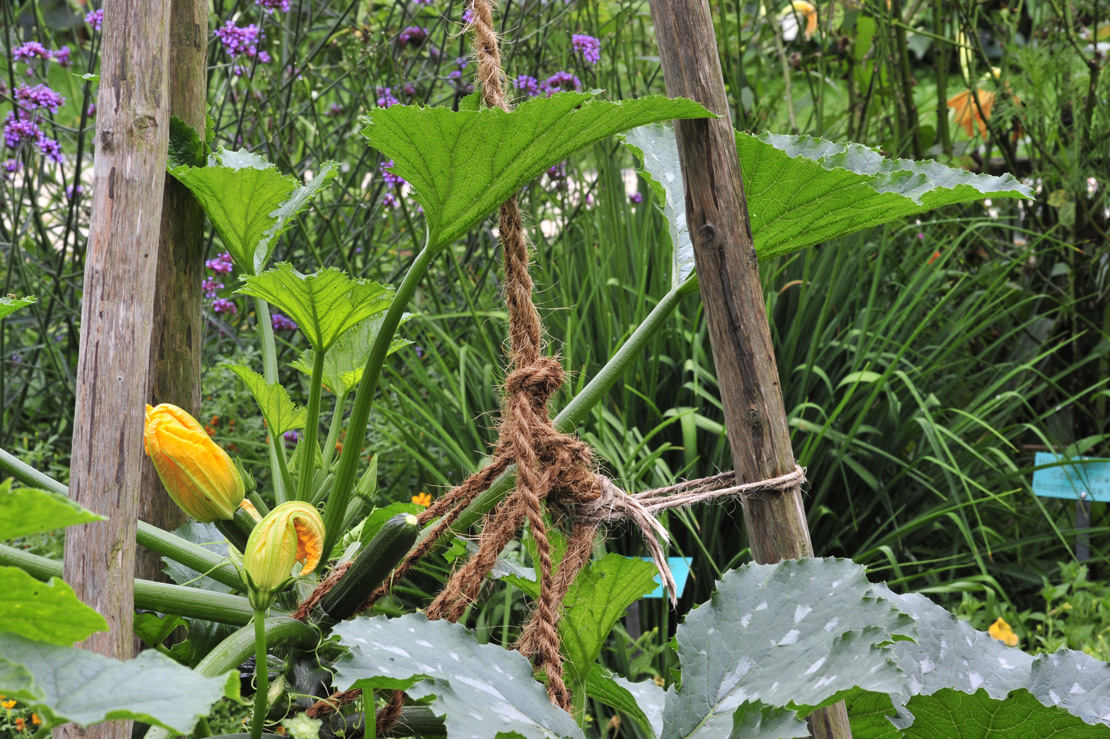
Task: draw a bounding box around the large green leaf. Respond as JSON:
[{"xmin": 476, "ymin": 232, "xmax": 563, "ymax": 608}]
[
  {"xmin": 738, "ymin": 132, "xmax": 1033, "ymax": 260},
  {"xmin": 236, "ymin": 264, "xmax": 393, "ymax": 353},
  {"xmin": 559, "ymin": 554, "xmax": 658, "ymax": 688},
  {"xmin": 0, "ymin": 566, "xmax": 106, "ymax": 645},
  {"xmin": 620, "ymin": 126, "xmax": 1034, "ymax": 268},
  {"xmin": 620, "ymin": 125, "xmax": 695, "ymax": 289},
  {"xmin": 162, "ymin": 521, "xmax": 236, "ymax": 595},
  {"xmin": 167, "ymin": 116, "xmax": 205, "ymax": 169},
  {"xmin": 728, "ymin": 702, "xmax": 810, "ymax": 739},
  {"xmin": 333, "ymin": 613, "xmax": 584, "ymax": 739},
  {"xmin": 223, "ymin": 363, "xmax": 306, "ymax": 437},
  {"xmin": 361, "ymin": 93, "xmax": 713, "ymax": 251},
  {"xmin": 661, "ymin": 558, "xmax": 912, "ymax": 739},
  {"xmin": 0, "ymin": 295, "xmax": 36, "ymax": 321},
  {"xmin": 290, "ymin": 313, "xmax": 413, "ymax": 397},
  {"xmin": 169, "ymin": 149, "xmax": 338, "ymax": 274},
  {"xmin": 0, "ymin": 632, "xmax": 238, "ymax": 731},
  {"xmin": 0, "ymin": 480, "xmax": 105, "ymax": 540},
  {"xmin": 899, "ymin": 688, "xmax": 1110, "ymax": 738},
  {"xmin": 584, "ymin": 667, "xmax": 663, "ymax": 738}
]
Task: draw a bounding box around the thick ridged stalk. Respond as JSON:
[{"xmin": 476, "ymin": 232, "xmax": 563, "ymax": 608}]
[
  {"xmin": 318, "ymin": 244, "xmax": 436, "ymax": 570},
  {"xmin": 250, "ymin": 610, "xmax": 270, "ymax": 739},
  {"xmin": 0, "ymin": 543, "xmax": 268, "ymax": 625},
  {"xmin": 296, "ymin": 350, "xmax": 327, "ymax": 501},
  {"xmin": 142, "ymin": 617, "xmax": 316, "ymax": 739}
]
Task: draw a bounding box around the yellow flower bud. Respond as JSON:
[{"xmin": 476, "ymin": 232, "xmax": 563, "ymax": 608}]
[
  {"xmin": 243, "ymin": 501, "xmax": 325, "ymax": 609},
  {"xmin": 144, "ymin": 403, "xmax": 246, "ymax": 523}
]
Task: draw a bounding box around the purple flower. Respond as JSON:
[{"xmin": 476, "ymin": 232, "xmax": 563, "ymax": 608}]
[
  {"xmin": 52, "ymin": 46, "xmax": 72, "ymax": 67},
  {"xmin": 629, "ymin": 191, "xmax": 642, "ymax": 204},
  {"xmin": 283, "ymin": 430, "xmax": 300, "ymax": 447},
  {"xmin": 86, "ymin": 103, "xmax": 97, "ymax": 118},
  {"xmin": 256, "ymin": 0, "xmax": 291, "ymax": 12},
  {"xmin": 547, "ymin": 162, "xmax": 567, "ymax": 181},
  {"xmin": 572, "ymin": 33, "xmax": 601, "ymax": 64},
  {"xmin": 66, "ymin": 184, "xmax": 83, "ymax": 200},
  {"xmin": 462, "ymin": 8, "xmax": 474, "ymax": 23},
  {"xmin": 448, "ymin": 69, "xmax": 462, "ymax": 80},
  {"xmin": 326, "ymin": 103, "xmax": 343, "ymax": 117},
  {"xmin": 12, "ymin": 42, "xmax": 50, "ymax": 64},
  {"xmin": 271, "ymin": 313, "xmax": 298, "ymax": 331},
  {"xmin": 376, "ymin": 87, "xmax": 400, "ymax": 108},
  {"xmin": 205, "ymin": 252, "xmax": 235, "ymax": 274},
  {"xmin": 413, "ymin": 0, "xmax": 435, "ymax": 4},
  {"xmin": 215, "ymin": 21, "xmax": 266, "ymax": 61},
  {"xmin": 202, "ymin": 277, "xmax": 224, "ymax": 298},
  {"xmin": 380, "ymin": 159, "xmax": 405, "ymax": 188},
  {"xmin": 540, "ymin": 71, "xmax": 581, "ymax": 95},
  {"xmin": 514, "ymin": 75, "xmax": 540, "ymax": 97},
  {"xmin": 382, "ymin": 192, "xmax": 398, "ymax": 208},
  {"xmin": 398, "ymin": 26, "xmax": 429, "ymax": 50},
  {"xmin": 86, "ymin": 9, "xmax": 104, "ymax": 32},
  {"xmin": 212, "ymin": 297, "xmax": 237, "ymax": 315},
  {"xmin": 3, "ymin": 159, "xmax": 21, "ymax": 173},
  {"xmin": 3, "ymin": 112, "xmax": 41, "ymax": 149},
  {"xmin": 37, "ymin": 135, "xmax": 63, "ymax": 162},
  {"xmin": 403, "ymin": 83, "xmax": 417, "ymax": 97},
  {"xmin": 15, "ymin": 84, "xmax": 65, "ymax": 114},
  {"xmin": 414, "ymin": 345, "xmax": 424, "ymax": 359}
]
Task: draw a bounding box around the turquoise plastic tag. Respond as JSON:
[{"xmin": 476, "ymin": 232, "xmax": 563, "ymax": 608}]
[
  {"xmin": 1031, "ymin": 452, "xmax": 1110, "ymax": 502},
  {"xmin": 640, "ymin": 556, "xmax": 693, "ymax": 599}
]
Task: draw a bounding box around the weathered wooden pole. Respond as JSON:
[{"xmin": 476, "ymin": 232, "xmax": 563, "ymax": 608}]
[
  {"xmin": 135, "ymin": 0, "xmax": 208, "ymax": 585},
  {"xmin": 59, "ymin": 2, "xmax": 172, "ymax": 739},
  {"xmin": 645, "ymin": 1, "xmax": 853, "ymax": 736}
]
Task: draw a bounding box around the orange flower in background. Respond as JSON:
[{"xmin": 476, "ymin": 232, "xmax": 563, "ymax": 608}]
[
  {"xmin": 144, "ymin": 403, "xmax": 245, "ymax": 523},
  {"xmin": 31, "ymin": 714, "xmax": 40, "ymax": 726},
  {"xmin": 412, "ymin": 492, "xmax": 433, "ymax": 507},
  {"xmin": 779, "ymin": 0, "xmax": 818, "ymax": 41},
  {"xmin": 988, "ymin": 617, "xmax": 1019, "ymax": 647},
  {"xmin": 14, "ymin": 718, "xmax": 25, "ymax": 732},
  {"xmin": 2, "ymin": 700, "xmax": 16, "ymax": 710},
  {"xmin": 947, "ymin": 88, "xmax": 997, "ymax": 138}
]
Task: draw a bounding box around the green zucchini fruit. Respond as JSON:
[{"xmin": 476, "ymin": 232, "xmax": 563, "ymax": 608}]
[{"xmin": 317, "ymin": 512, "xmax": 419, "ymax": 624}]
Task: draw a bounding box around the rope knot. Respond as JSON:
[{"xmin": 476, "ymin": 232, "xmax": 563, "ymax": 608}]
[{"xmin": 505, "ymin": 356, "xmax": 564, "ymax": 401}]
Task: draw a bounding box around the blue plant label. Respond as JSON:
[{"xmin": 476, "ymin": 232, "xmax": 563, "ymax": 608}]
[
  {"xmin": 640, "ymin": 556, "xmax": 693, "ymax": 599},
  {"xmin": 1032, "ymin": 452, "xmax": 1110, "ymax": 502}
]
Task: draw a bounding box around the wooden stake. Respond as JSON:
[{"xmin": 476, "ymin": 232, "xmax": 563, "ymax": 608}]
[
  {"xmin": 136, "ymin": 0, "xmax": 209, "ymax": 585},
  {"xmin": 645, "ymin": 1, "xmax": 853, "ymax": 736},
  {"xmin": 59, "ymin": 2, "xmax": 172, "ymax": 738}
]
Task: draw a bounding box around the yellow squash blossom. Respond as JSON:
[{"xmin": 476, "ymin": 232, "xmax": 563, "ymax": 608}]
[
  {"xmin": 144, "ymin": 403, "xmax": 245, "ymax": 523},
  {"xmin": 947, "ymin": 68, "xmax": 1020, "ymax": 139},
  {"xmin": 988, "ymin": 617, "xmax": 1019, "ymax": 647},
  {"xmin": 243, "ymin": 501, "xmax": 325, "ymax": 609}
]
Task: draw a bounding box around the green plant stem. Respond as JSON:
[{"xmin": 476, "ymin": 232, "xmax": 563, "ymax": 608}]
[
  {"xmin": 0, "ymin": 542, "xmax": 269, "ymax": 624},
  {"xmin": 0, "ymin": 446, "xmax": 246, "ymax": 591},
  {"xmin": 255, "ymin": 296, "xmax": 291, "ymax": 505},
  {"xmin": 318, "ymin": 394, "xmax": 346, "ymax": 480},
  {"xmin": 143, "ymin": 617, "xmax": 317, "ymax": 739},
  {"xmin": 318, "ymin": 244, "xmax": 437, "ymax": 571},
  {"xmin": 250, "ymin": 609, "xmax": 270, "ymax": 739},
  {"xmin": 573, "ymin": 680, "xmax": 588, "ymax": 729},
  {"xmin": 296, "ymin": 349, "xmax": 328, "ymax": 501},
  {"xmin": 215, "ymin": 518, "xmax": 251, "ymax": 552}
]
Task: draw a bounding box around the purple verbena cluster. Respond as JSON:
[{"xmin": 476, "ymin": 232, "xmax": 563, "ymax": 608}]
[
  {"xmin": 447, "ymin": 57, "xmax": 472, "ymax": 92},
  {"xmin": 546, "ymin": 161, "xmax": 567, "ymax": 190},
  {"xmin": 3, "ymin": 83, "xmax": 66, "ymax": 163},
  {"xmin": 283, "ymin": 430, "xmax": 300, "ymax": 447},
  {"xmin": 572, "ymin": 34, "xmax": 601, "ymax": 64},
  {"xmin": 212, "ymin": 298, "xmax": 238, "ymax": 316},
  {"xmin": 12, "ymin": 42, "xmax": 50, "ymax": 64},
  {"xmin": 15, "ymin": 84, "xmax": 65, "ymax": 115},
  {"xmin": 413, "ymin": 0, "xmax": 435, "ymax": 4},
  {"xmin": 86, "ymin": 9, "xmax": 104, "ymax": 32},
  {"xmin": 271, "ymin": 313, "xmax": 298, "ymax": 331},
  {"xmin": 382, "ymin": 192, "xmax": 398, "ymax": 209},
  {"xmin": 398, "ymin": 26, "xmax": 429, "ymax": 50},
  {"xmin": 2, "ymin": 158, "xmax": 22, "ymax": 181},
  {"xmin": 215, "ymin": 21, "xmax": 271, "ymax": 67},
  {"xmin": 629, "ymin": 191, "xmax": 643, "ymax": 204},
  {"xmin": 541, "ymin": 71, "xmax": 582, "ymax": 95},
  {"xmin": 375, "ymin": 87, "xmax": 400, "ymax": 108},
  {"xmin": 380, "ymin": 160, "xmax": 405, "ymax": 188},
  {"xmin": 514, "ymin": 75, "xmax": 540, "ymax": 97},
  {"xmin": 205, "ymin": 252, "xmax": 235, "ymax": 274},
  {"xmin": 52, "ymin": 46, "xmax": 72, "ymax": 67},
  {"xmin": 462, "ymin": 8, "xmax": 475, "ymax": 23},
  {"xmin": 325, "ymin": 103, "xmax": 343, "ymax": 117},
  {"xmin": 202, "ymin": 277, "xmax": 224, "ymax": 298},
  {"xmin": 256, "ymin": 0, "xmax": 291, "ymax": 12},
  {"xmin": 66, "ymin": 184, "xmax": 83, "ymax": 200}
]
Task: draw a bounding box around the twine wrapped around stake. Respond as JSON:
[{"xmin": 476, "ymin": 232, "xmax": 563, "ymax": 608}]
[{"xmin": 295, "ymin": 0, "xmax": 810, "ymax": 727}]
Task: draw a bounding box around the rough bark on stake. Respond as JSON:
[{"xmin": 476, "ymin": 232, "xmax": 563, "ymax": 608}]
[
  {"xmin": 645, "ymin": 1, "xmax": 853, "ymax": 737},
  {"xmin": 136, "ymin": 0, "xmax": 208, "ymax": 586},
  {"xmin": 58, "ymin": 3, "xmax": 172, "ymax": 739}
]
